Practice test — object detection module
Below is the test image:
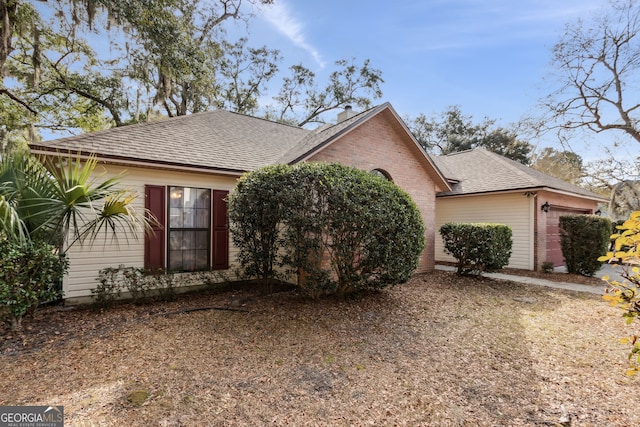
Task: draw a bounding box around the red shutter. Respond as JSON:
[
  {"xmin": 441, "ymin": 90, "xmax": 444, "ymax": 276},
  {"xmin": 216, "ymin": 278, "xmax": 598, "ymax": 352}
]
[
  {"xmin": 145, "ymin": 185, "xmax": 166, "ymax": 270},
  {"xmin": 212, "ymin": 190, "xmax": 229, "ymax": 270}
]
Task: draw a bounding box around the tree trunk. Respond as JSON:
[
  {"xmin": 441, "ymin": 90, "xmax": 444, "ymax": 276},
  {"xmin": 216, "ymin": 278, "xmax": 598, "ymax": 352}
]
[{"xmin": 10, "ymin": 315, "xmax": 22, "ymax": 332}]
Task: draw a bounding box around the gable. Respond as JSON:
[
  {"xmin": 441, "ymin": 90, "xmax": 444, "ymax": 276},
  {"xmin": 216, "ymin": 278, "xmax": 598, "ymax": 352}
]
[
  {"xmin": 300, "ymin": 105, "xmax": 450, "ymax": 192},
  {"xmin": 434, "ymin": 148, "xmax": 607, "ymax": 202}
]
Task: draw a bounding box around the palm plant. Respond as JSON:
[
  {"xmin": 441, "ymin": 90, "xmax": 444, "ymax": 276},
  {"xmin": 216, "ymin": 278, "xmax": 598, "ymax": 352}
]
[
  {"xmin": 0, "ymin": 149, "xmax": 149, "ymax": 330},
  {"xmin": 0, "ymin": 149, "xmax": 148, "ymax": 252}
]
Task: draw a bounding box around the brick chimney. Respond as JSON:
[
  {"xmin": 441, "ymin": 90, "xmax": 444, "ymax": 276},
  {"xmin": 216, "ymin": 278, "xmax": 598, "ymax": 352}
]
[{"xmin": 337, "ymin": 105, "xmax": 357, "ymax": 123}]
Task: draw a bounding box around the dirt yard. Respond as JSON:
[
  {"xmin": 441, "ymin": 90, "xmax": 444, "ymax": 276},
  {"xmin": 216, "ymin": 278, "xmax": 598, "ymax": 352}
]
[{"xmin": 1, "ymin": 270, "xmax": 638, "ymax": 426}]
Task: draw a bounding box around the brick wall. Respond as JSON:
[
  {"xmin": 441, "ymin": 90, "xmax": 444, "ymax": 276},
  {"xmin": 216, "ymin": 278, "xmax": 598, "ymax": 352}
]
[{"xmin": 307, "ymin": 112, "xmax": 438, "ymax": 272}]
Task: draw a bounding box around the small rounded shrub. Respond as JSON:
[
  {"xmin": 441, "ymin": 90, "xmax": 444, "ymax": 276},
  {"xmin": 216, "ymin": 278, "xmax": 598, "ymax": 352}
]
[
  {"xmin": 0, "ymin": 239, "xmax": 68, "ymax": 330},
  {"xmin": 439, "ymin": 223, "xmax": 513, "ymax": 276}
]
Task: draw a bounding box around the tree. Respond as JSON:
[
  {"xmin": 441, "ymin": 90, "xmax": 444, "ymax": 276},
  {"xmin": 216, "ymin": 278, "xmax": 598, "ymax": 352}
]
[
  {"xmin": 406, "ymin": 106, "xmax": 533, "ymax": 164},
  {"xmin": 110, "ymin": 0, "xmax": 273, "ymax": 118},
  {"xmin": 213, "ymin": 37, "xmax": 281, "ymax": 115},
  {"xmin": 6, "ymin": 13, "xmax": 128, "ymax": 128},
  {"xmin": 271, "ymin": 58, "xmax": 384, "ymax": 127},
  {"xmin": 531, "ymin": 147, "xmax": 585, "ymax": 185},
  {"xmin": 2, "ymin": 1, "xmax": 121, "ymax": 122},
  {"xmin": 482, "ymin": 128, "xmax": 533, "ymax": 165},
  {"xmin": 1, "ymin": 0, "xmax": 273, "ymax": 137},
  {"xmin": 577, "ymin": 149, "xmax": 639, "ymax": 202},
  {"xmin": 542, "ymin": 0, "xmax": 640, "ymax": 145},
  {"xmin": 3, "ymin": 0, "xmax": 382, "ymax": 142}
]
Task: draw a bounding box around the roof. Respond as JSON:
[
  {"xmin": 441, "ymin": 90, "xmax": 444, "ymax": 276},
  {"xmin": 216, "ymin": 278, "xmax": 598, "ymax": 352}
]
[
  {"xmin": 30, "ymin": 110, "xmax": 310, "ymax": 173},
  {"xmin": 432, "ymin": 148, "xmax": 607, "ymax": 201},
  {"xmin": 29, "ymin": 103, "xmax": 450, "ymax": 191}
]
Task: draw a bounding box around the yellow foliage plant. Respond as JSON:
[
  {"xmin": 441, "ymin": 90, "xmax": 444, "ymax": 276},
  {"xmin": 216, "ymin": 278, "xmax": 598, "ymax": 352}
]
[{"xmin": 599, "ymin": 211, "xmax": 640, "ymax": 376}]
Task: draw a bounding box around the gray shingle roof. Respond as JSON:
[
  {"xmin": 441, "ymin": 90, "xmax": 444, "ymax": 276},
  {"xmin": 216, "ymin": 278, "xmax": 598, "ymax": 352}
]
[
  {"xmin": 29, "ymin": 103, "xmax": 451, "ymax": 191},
  {"xmin": 30, "ymin": 110, "xmax": 311, "ymax": 172},
  {"xmin": 433, "ymin": 148, "xmax": 607, "ymax": 201}
]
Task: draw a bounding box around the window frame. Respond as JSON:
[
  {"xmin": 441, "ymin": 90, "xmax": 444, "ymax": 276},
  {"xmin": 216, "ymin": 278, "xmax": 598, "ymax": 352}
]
[{"xmin": 167, "ymin": 186, "xmax": 212, "ymax": 272}]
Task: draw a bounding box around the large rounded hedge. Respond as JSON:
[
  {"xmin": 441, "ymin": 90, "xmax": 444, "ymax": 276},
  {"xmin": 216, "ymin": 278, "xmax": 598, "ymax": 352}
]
[{"xmin": 228, "ymin": 162, "xmax": 425, "ymax": 296}]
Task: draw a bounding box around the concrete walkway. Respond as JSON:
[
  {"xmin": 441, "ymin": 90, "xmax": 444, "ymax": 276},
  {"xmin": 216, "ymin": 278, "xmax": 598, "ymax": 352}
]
[{"xmin": 434, "ymin": 264, "xmax": 613, "ymax": 295}]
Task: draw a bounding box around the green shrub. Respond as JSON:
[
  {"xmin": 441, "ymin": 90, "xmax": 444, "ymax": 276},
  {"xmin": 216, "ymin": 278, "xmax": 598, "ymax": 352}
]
[
  {"xmin": 94, "ymin": 266, "xmax": 179, "ymax": 307},
  {"xmin": 439, "ymin": 223, "xmax": 512, "ymax": 276},
  {"xmin": 560, "ymin": 215, "xmax": 612, "ymax": 276},
  {"xmin": 289, "ymin": 163, "xmax": 425, "ymax": 296},
  {"xmin": 541, "ymin": 261, "xmax": 555, "ymax": 273},
  {"xmin": 150, "ymin": 269, "xmax": 177, "ymax": 301},
  {"xmin": 228, "ymin": 164, "xmax": 291, "ymax": 288},
  {"xmin": 93, "ymin": 266, "xmax": 126, "ymax": 308},
  {"xmin": 228, "ymin": 163, "xmax": 426, "ymax": 297},
  {"xmin": 0, "ymin": 239, "xmax": 68, "ymax": 330},
  {"xmin": 120, "ymin": 267, "xmax": 148, "ymax": 304}
]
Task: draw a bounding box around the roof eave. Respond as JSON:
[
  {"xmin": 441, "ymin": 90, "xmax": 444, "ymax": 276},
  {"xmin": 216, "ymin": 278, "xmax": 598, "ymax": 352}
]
[
  {"xmin": 29, "ymin": 145, "xmax": 247, "ymax": 177},
  {"xmin": 437, "ymin": 186, "xmax": 608, "ymax": 202}
]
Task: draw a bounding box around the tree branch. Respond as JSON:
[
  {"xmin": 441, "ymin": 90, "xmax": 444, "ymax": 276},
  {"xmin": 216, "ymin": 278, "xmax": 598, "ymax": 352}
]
[{"xmin": 0, "ymin": 89, "xmax": 38, "ymax": 115}]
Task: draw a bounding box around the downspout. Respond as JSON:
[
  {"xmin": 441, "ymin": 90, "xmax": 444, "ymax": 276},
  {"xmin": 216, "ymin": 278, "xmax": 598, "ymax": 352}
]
[{"xmin": 531, "ymin": 192, "xmax": 538, "ymax": 271}]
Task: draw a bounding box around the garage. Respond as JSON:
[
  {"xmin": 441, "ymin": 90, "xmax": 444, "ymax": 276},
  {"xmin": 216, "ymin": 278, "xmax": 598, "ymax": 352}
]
[{"xmin": 545, "ymin": 206, "xmax": 591, "ymax": 267}]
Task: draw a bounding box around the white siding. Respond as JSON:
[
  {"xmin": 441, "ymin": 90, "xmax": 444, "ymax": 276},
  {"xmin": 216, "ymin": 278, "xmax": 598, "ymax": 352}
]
[
  {"xmin": 435, "ymin": 193, "xmax": 534, "ymax": 270},
  {"xmin": 63, "ymin": 165, "xmax": 239, "ymax": 300}
]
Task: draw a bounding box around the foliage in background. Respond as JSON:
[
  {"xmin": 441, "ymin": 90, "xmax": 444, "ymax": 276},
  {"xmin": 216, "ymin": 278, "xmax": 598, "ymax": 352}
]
[
  {"xmin": 439, "ymin": 223, "xmax": 513, "ymax": 276},
  {"xmin": 559, "ymin": 214, "xmax": 611, "ymax": 276},
  {"xmin": 228, "ymin": 163, "xmax": 425, "ymax": 297},
  {"xmin": 0, "ymin": 239, "xmax": 68, "ymax": 331},
  {"xmin": 599, "ymin": 210, "xmax": 640, "ymax": 375},
  {"xmin": 405, "ymin": 106, "xmax": 533, "ymax": 164},
  {"xmin": 530, "ymin": 148, "xmax": 585, "ymax": 186},
  {"xmin": 2, "ymin": 0, "xmax": 383, "ymax": 144}
]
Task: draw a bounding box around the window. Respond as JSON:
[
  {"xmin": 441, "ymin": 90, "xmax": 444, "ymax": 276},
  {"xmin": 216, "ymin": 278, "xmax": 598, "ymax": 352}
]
[
  {"xmin": 371, "ymin": 168, "xmax": 392, "ymax": 181},
  {"xmin": 168, "ymin": 187, "xmax": 210, "ymax": 271},
  {"xmin": 145, "ymin": 185, "xmax": 229, "ymax": 272}
]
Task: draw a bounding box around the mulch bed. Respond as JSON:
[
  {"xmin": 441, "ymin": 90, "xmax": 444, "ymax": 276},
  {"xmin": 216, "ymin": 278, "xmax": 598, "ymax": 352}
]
[{"xmin": 1, "ymin": 270, "xmax": 638, "ymax": 426}]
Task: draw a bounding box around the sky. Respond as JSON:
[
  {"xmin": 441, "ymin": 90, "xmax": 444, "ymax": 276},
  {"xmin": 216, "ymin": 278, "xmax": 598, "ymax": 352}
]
[{"xmin": 225, "ymin": 0, "xmax": 614, "ymax": 159}]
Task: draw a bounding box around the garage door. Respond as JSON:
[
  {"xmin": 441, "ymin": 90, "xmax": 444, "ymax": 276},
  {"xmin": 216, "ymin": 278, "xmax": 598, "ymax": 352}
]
[{"xmin": 545, "ymin": 207, "xmax": 590, "ymax": 267}]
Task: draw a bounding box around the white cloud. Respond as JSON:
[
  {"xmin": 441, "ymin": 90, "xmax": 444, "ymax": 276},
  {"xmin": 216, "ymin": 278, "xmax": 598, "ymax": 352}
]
[{"xmin": 262, "ymin": 2, "xmax": 326, "ymax": 68}]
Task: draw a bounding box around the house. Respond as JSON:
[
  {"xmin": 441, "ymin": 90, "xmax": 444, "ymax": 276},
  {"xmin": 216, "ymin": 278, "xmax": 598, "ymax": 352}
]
[
  {"xmin": 29, "ymin": 103, "xmax": 451, "ymax": 303},
  {"xmin": 432, "ymin": 148, "xmax": 608, "ymax": 270}
]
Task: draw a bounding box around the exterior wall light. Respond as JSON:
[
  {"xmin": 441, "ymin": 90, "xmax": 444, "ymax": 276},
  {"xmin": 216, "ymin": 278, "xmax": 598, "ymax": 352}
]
[{"xmin": 541, "ymin": 201, "xmax": 550, "ymax": 213}]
